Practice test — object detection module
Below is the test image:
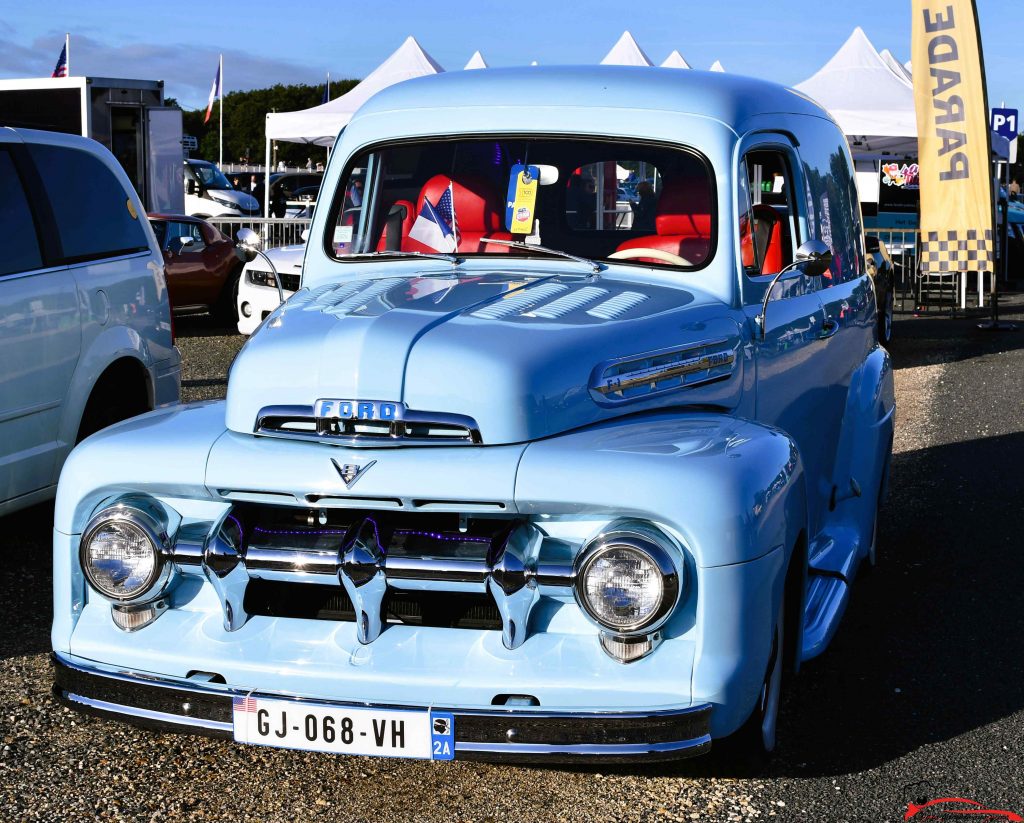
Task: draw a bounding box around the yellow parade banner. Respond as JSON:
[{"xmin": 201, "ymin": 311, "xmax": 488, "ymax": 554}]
[{"xmin": 911, "ymin": 0, "xmax": 994, "ymax": 275}]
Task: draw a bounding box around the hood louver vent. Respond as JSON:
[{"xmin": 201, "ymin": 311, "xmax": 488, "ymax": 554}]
[
  {"xmin": 306, "ymin": 279, "xmax": 406, "ymax": 317},
  {"xmin": 586, "ymin": 291, "xmax": 649, "ymax": 320},
  {"xmin": 470, "ymin": 283, "xmax": 569, "ymax": 319},
  {"xmin": 528, "ymin": 286, "xmax": 609, "ymax": 319}
]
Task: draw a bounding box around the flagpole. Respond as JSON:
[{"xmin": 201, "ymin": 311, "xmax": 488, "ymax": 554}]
[
  {"xmin": 65, "ymin": 33, "xmax": 70, "ymax": 76},
  {"xmin": 218, "ymin": 53, "xmax": 224, "ymax": 169}
]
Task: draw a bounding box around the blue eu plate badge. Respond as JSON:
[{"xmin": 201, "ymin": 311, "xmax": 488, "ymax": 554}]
[{"xmin": 429, "ymin": 711, "xmax": 455, "ymax": 760}]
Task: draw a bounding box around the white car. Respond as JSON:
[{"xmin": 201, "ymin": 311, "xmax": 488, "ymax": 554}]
[
  {"xmin": 236, "ymin": 243, "xmax": 305, "ymax": 334},
  {"xmin": 0, "ymin": 127, "xmax": 180, "ymax": 515},
  {"xmin": 184, "ymin": 159, "xmax": 260, "ymax": 218}
]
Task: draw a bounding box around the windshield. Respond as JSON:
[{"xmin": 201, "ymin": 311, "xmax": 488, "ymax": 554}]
[
  {"xmin": 188, "ymin": 163, "xmax": 234, "ymax": 191},
  {"xmin": 327, "ymin": 137, "xmax": 715, "ymax": 271}
]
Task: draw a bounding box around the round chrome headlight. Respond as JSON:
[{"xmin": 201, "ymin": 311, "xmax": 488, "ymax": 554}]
[
  {"xmin": 574, "ymin": 523, "xmax": 681, "ymax": 634},
  {"xmin": 80, "ymin": 506, "xmax": 167, "ymax": 602}
]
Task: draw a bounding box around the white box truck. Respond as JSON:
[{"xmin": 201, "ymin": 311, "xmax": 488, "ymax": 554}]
[{"xmin": 0, "ymin": 76, "xmax": 184, "ymax": 213}]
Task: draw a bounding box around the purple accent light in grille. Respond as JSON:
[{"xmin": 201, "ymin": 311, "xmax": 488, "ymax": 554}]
[{"xmin": 393, "ymin": 529, "xmax": 491, "ymax": 544}]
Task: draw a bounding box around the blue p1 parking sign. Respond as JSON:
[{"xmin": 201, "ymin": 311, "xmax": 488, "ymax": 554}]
[{"xmin": 991, "ymin": 108, "xmax": 1018, "ymax": 140}]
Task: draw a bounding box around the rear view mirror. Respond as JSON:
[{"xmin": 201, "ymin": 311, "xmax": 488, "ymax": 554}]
[
  {"xmin": 794, "ymin": 239, "xmax": 833, "ymax": 277},
  {"xmin": 535, "ymin": 165, "xmax": 559, "ymax": 185},
  {"xmin": 185, "ymin": 179, "xmax": 197, "ymax": 196},
  {"xmin": 167, "ymin": 236, "xmax": 194, "ymax": 255},
  {"xmin": 300, "ymin": 229, "xmax": 310, "ymax": 243}
]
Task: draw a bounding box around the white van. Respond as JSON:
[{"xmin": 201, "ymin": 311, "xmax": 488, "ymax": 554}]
[
  {"xmin": 0, "ymin": 128, "xmax": 180, "ymax": 516},
  {"xmin": 184, "ymin": 159, "xmax": 260, "ymax": 218}
]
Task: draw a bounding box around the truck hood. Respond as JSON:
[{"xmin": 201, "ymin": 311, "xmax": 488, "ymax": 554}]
[{"xmin": 224, "ymin": 270, "xmax": 744, "ymax": 445}]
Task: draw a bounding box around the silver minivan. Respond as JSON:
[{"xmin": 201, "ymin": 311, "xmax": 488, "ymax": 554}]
[{"xmin": 0, "ymin": 128, "xmax": 180, "ymax": 516}]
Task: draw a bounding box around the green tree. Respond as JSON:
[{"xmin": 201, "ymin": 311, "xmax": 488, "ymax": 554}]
[{"xmin": 180, "ymin": 80, "xmax": 358, "ymax": 167}]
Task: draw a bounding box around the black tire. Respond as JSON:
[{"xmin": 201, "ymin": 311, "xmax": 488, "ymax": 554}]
[
  {"xmin": 878, "ymin": 281, "xmax": 894, "ymax": 345},
  {"xmin": 717, "ymin": 599, "xmax": 785, "ymax": 771},
  {"xmin": 215, "ymin": 268, "xmax": 242, "ymax": 326}
]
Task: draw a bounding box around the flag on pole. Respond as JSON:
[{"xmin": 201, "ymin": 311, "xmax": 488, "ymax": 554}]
[
  {"xmin": 204, "ymin": 61, "xmax": 222, "ymax": 124},
  {"xmin": 408, "ymin": 187, "xmax": 458, "ymax": 252},
  {"xmin": 911, "ymin": 0, "xmax": 994, "ymax": 276},
  {"xmin": 51, "ymin": 43, "xmax": 68, "ymax": 78}
]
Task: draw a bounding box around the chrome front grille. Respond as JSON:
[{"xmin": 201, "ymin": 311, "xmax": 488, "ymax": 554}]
[
  {"xmin": 254, "ymin": 404, "xmax": 482, "ymax": 447},
  {"xmin": 172, "ymin": 506, "xmax": 577, "ymax": 650}
]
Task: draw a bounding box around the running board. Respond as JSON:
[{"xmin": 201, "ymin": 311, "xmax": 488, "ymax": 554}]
[{"xmin": 800, "ymin": 572, "xmax": 850, "ymax": 662}]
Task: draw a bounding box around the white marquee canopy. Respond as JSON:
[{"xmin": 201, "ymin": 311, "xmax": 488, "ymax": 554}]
[
  {"xmin": 660, "ymin": 50, "xmax": 691, "ymax": 69},
  {"xmin": 464, "ymin": 50, "xmax": 488, "ymax": 70},
  {"xmin": 795, "ymin": 27, "xmax": 918, "ymax": 155},
  {"xmin": 600, "ymin": 31, "xmax": 653, "ymax": 67},
  {"xmin": 265, "ymin": 36, "xmax": 444, "ymax": 147}
]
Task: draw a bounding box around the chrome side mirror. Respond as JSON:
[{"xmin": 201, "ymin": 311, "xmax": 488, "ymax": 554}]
[
  {"xmin": 235, "ymin": 228, "xmax": 285, "ymax": 307},
  {"xmin": 793, "ymin": 239, "xmax": 833, "ymax": 278},
  {"xmin": 235, "ymin": 228, "xmax": 263, "ymax": 263},
  {"xmin": 757, "ymin": 239, "xmax": 833, "ymax": 339}
]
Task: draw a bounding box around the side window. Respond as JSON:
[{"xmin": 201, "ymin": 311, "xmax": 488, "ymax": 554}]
[
  {"xmin": 740, "ymin": 150, "xmax": 799, "ymax": 277},
  {"xmin": 27, "ymin": 144, "xmax": 149, "ymax": 263},
  {"xmin": 164, "ymin": 221, "xmax": 204, "ymax": 253},
  {"xmin": 799, "ymin": 126, "xmax": 863, "ymax": 284},
  {"xmin": 0, "ymin": 151, "xmax": 44, "ymax": 276}
]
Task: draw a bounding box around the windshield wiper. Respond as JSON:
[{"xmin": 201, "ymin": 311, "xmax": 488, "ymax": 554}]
[
  {"xmin": 345, "ymin": 250, "xmax": 463, "ymax": 265},
  {"xmin": 480, "ymin": 238, "xmax": 604, "ymax": 274}
]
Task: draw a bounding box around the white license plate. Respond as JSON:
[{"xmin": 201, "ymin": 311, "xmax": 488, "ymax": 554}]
[{"xmin": 232, "ymin": 696, "xmax": 455, "ymax": 760}]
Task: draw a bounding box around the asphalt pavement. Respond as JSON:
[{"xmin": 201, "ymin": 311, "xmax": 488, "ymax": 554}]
[{"xmin": 2, "ymin": 300, "xmax": 1023, "ymax": 822}]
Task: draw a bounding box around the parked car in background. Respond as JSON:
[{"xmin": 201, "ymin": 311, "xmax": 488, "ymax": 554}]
[
  {"xmin": 184, "ymin": 159, "xmax": 260, "ymax": 218},
  {"xmin": 0, "ymin": 127, "xmax": 179, "ymax": 516},
  {"xmin": 865, "ymin": 234, "xmax": 895, "ymax": 345},
  {"xmin": 236, "ymin": 242, "xmax": 304, "ymax": 334},
  {"xmin": 149, "ymin": 214, "xmax": 243, "ymax": 321},
  {"xmin": 267, "ymin": 172, "xmax": 323, "ymax": 217},
  {"xmin": 52, "ymin": 68, "xmax": 894, "ymax": 765}
]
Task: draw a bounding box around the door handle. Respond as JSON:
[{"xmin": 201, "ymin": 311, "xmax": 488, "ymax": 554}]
[{"xmin": 819, "ymin": 318, "xmax": 839, "ymax": 339}]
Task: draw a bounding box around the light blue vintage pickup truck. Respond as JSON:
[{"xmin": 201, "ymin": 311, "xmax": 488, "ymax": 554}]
[{"xmin": 52, "ymin": 66, "xmax": 894, "ymax": 764}]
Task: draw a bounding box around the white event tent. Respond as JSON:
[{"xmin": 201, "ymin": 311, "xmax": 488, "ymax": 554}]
[
  {"xmin": 262, "ymin": 36, "xmax": 444, "ymax": 215},
  {"xmin": 600, "ymin": 31, "xmax": 653, "ymax": 66},
  {"xmin": 709, "ymin": 60, "xmax": 726, "ymax": 73},
  {"xmin": 660, "ymin": 50, "xmax": 691, "ymax": 69},
  {"xmin": 265, "ymin": 36, "xmax": 443, "ymax": 147},
  {"xmin": 795, "ymin": 27, "xmax": 918, "ymax": 156},
  {"xmin": 879, "ymin": 48, "xmax": 913, "ymax": 85},
  {"xmin": 464, "ymin": 50, "xmax": 488, "ymax": 70}
]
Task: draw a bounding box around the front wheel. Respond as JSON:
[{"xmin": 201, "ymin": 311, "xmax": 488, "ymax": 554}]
[
  {"xmin": 878, "ymin": 285, "xmax": 894, "ymax": 345},
  {"xmin": 719, "ymin": 600, "xmax": 784, "ymax": 768},
  {"xmin": 215, "ymin": 269, "xmax": 241, "ymax": 326}
]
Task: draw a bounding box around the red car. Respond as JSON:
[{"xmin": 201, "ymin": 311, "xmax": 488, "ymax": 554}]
[
  {"xmin": 148, "ymin": 214, "xmax": 242, "ymax": 321},
  {"xmin": 905, "ymin": 798, "xmax": 1024, "ymax": 821}
]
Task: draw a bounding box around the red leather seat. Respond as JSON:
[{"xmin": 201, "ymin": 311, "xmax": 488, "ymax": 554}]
[
  {"xmin": 741, "ymin": 204, "xmax": 785, "ymax": 275},
  {"xmin": 402, "ymin": 175, "xmax": 511, "ymax": 254},
  {"xmin": 614, "ymin": 177, "xmax": 713, "ymax": 266}
]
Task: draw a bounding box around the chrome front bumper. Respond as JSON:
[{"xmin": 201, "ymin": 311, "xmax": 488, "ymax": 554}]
[{"xmin": 53, "ymin": 653, "xmax": 712, "ymax": 764}]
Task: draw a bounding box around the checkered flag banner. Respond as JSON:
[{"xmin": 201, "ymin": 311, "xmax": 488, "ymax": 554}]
[{"xmin": 921, "ymin": 228, "xmax": 993, "ymax": 274}]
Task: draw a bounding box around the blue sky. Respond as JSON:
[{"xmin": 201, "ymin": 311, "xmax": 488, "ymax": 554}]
[{"xmin": 0, "ymin": 0, "xmax": 1019, "ymax": 111}]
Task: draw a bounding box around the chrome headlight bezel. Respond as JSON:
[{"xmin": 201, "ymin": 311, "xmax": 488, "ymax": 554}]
[
  {"xmin": 573, "ymin": 522, "xmax": 682, "ymax": 636},
  {"xmin": 79, "ymin": 503, "xmax": 172, "ymax": 604}
]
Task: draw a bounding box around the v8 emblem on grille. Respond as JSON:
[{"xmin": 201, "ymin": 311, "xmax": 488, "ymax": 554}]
[{"xmin": 331, "ymin": 458, "xmax": 376, "ymax": 489}]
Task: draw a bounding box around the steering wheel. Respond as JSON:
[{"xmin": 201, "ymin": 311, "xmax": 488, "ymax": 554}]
[{"xmin": 608, "ymin": 247, "xmax": 692, "ymax": 266}]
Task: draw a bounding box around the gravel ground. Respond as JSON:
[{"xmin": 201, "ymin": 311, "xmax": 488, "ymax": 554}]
[{"xmin": 3, "ymin": 300, "xmax": 1024, "ymax": 822}]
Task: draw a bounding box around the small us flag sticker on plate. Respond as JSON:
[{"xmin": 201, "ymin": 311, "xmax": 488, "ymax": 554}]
[{"xmin": 233, "ymin": 696, "xmax": 258, "ymax": 713}]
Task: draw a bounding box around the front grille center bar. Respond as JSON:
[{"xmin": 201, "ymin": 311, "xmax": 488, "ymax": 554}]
[{"xmin": 173, "ymin": 518, "xmax": 574, "ymax": 651}]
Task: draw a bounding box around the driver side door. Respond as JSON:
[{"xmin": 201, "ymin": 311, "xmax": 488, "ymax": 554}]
[{"xmin": 740, "ymin": 136, "xmax": 834, "ymax": 543}]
